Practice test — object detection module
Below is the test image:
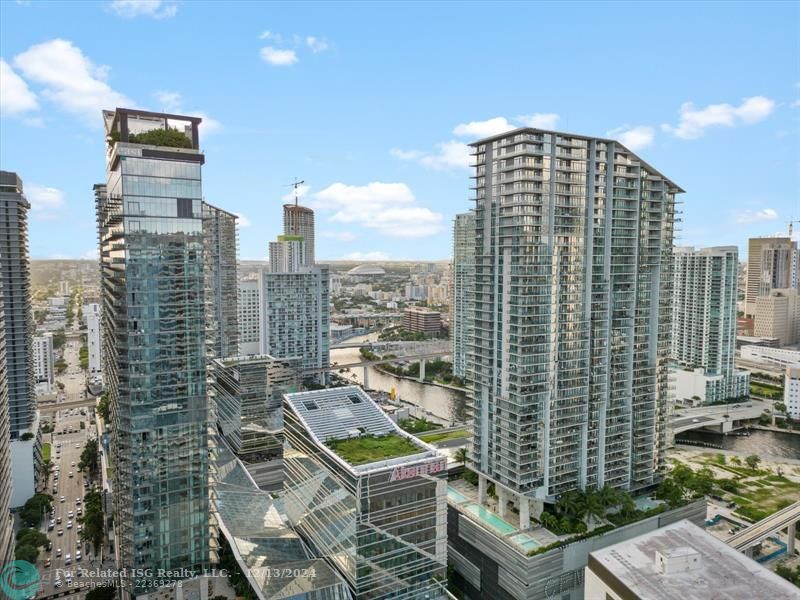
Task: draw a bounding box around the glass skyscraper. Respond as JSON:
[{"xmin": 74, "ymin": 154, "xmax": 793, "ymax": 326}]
[
  {"xmin": 97, "ymin": 109, "xmax": 215, "ymax": 596},
  {"xmin": 466, "ymin": 129, "xmax": 681, "ymax": 527}
]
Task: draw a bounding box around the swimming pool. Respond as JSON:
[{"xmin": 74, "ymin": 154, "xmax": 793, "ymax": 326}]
[
  {"xmin": 510, "ymin": 532, "xmax": 540, "ymax": 552},
  {"xmin": 447, "ymin": 488, "xmax": 469, "ymax": 505},
  {"xmin": 462, "ymin": 503, "xmax": 517, "ymax": 536}
]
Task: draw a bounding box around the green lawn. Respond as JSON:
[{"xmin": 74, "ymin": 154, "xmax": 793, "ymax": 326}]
[
  {"xmin": 750, "ymin": 382, "xmax": 783, "ymax": 397},
  {"xmin": 327, "ymin": 433, "xmax": 422, "ymax": 465},
  {"xmin": 418, "ymin": 429, "xmax": 470, "ymax": 444},
  {"xmin": 42, "ymin": 443, "xmax": 51, "ymax": 462}
]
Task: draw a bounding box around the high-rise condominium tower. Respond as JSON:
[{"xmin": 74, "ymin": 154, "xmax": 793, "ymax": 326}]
[
  {"xmin": 745, "ymin": 236, "xmax": 797, "ymax": 317},
  {"xmin": 0, "ymin": 171, "xmax": 34, "ymax": 438},
  {"xmin": 0, "ymin": 260, "xmax": 13, "ymax": 567},
  {"xmin": 467, "ymin": 129, "xmax": 681, "ymax": 527},
  {"xmin": 203, "ymin": 204, "xmax": 239, "ymax": 358},
  {"xmin": 452, "ymin": 211, "xmax": 475, "ymax": 380},
  {"xmin": 283, "ymin": 203, "xmax": 315, "ymax": 267},
  {"xmin": 671, "ymin": 247, "xmax": 750, "ymax": 404},
  {"xmin": 98, "ymin": 109, "xmax": 231, "ymax": 595}
]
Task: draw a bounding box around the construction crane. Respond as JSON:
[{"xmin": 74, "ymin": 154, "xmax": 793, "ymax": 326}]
[{"xmin": 284, "ymin": 178, "xmax": 305, "ymax": 206}]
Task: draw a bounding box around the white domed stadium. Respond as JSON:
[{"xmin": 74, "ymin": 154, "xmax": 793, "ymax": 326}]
[{"xmin": 346, "ymin": 264, "xmax": 386, "ymax": 277}]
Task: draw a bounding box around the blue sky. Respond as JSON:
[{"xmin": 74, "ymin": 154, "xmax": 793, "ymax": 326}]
[{"xmin": 1, "ymin": 1, "xmax": 798, "ymax": 261}]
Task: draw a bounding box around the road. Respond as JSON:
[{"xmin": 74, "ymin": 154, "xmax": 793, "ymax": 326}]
[{"xmin": 34, "ymin": 305, "xmax": 116, "ymax": 599}]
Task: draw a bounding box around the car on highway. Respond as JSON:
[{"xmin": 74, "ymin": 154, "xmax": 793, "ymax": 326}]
[
  {"xmin": 48, "ymin": 520, "xmax": 54, "ymax": 531},
  {"xmin": 65, "ymin": 573, "xmax": 73, "ymax": 585},
  {"xmin": 77, "ymin": 508, "xmax": 82, "ymax": 517},
  {"xmin": 46, "ymin": 542, "xmax": 52, "ymax": 552},
  {"xmin": 77, "ymin": 524, "xmax": 82, "ymax": 533},
  {"xmin": 68, "ymin": 471, "xmax": 73, "ymax": 478},
  {"xmin": 56, "ymin": 516, "xmax": 62, "ymax": 524},
  {"xmin": 76, "ymin": 551, "xmax": 81, "ymax": 561},
  {"xmin": 55, "ymin": 548, "xmax": 62, "ymax": 557},
  {"xmin": 54, "ymin": 578, "xmax": 62, "ymax": 588},
  {"xmin": 60, "ymin": 496, "xmax": 65, "ymax": 503},
  {"xmin": 71, "ymin": 461, "xmax": 75, "ymax": 467},
  {"xmin": 67, "ymin": 521, "xmax": 73, "ymax": 529},
  {"xmin": 44, "ymin": 558, "xmax": 51, "ymax": 568},
  {"xmin": 67, "ymin": 510, "xmax": 73, "ymax": 518},
  {"xmin": 65, "ymin": 554, "xmax": 71, "ymax": 565},
  {"xmin": 57, "ymin": 528, "xmax": 63, "ymax": 536}
]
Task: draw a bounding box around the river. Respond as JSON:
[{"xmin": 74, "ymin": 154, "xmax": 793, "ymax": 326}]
[
  {"xmin": 330, "ymin": 334, "xmax": 468, "ymax": 426},
  {"xmin": 676, "ymin": 429, "xmax": 800, "ymax": 460}
]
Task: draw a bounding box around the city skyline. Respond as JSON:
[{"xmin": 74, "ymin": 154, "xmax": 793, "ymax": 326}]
[{"xmin": 0, "ymin": 2, "xmax": 798, "ymax": 261}]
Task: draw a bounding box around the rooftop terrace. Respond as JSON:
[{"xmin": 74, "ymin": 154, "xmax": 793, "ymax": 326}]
[{"xmin": 326, "ymin": 432, "xmax": 422, "ymax": 466}]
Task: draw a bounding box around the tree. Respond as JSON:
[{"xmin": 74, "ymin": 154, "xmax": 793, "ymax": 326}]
[
  {"xmin": 582, "ymin": 489, "xmax": 605, "ymax": 526},
  {"xmin": 97, "ymin": 394, "xmax": 110, "ymax": 421},
  {"xmin": 79, "ymin": 489, "xmax": 104, "ymax": 554},
  {"xmin": 14, "ymin": 544, "xmax": 38, "ymax": 563},
  {"xmin": 597, "ymin": 484, "xmax": 622, "ymax": 509},
  {"xmin": 20, "ymin": 493, "xmax": 52, "ymax": 526},
  {"xmin": 454, "ymin": 448, "xmax": 468, "ymax": 465},
  {"xmin": 774, "ymin": 402, "xmax": 787, "ymax": 414},
  {"xmin": 55, "ymin": 358, "xmax": 67, "ymax": 374},
  {"xmin": 745, "ymin": 455, "xmax": 761, "ymax": 471},
  {"xmin": 79, "ymin": 438, "xmax": 100, "ymax": 478},
  {"xmin": 555, "ymin": 489, "xmax": 584, "ymax": 521},
  {"xmin": 85, "ymin": 587, "xmax": 117, "ymax": 600},
  {"xmin": 41, "ymin": 459, "xmax": 54, "ymax": 480},
  {"xmin": 655, "ymin": 478, "xmax": 685, "ymax": 507}
]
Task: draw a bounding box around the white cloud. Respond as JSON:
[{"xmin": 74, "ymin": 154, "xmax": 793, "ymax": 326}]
[
  {"xmin": 662, "ymin": 96, "xmax": 776, "ymax": 139},
  {"xmin": 259, "ymin": 31, "xmax": 282, "ymax": 42},
  {"xmin": 607, "ymin": 125, "xmax": 655, "ymax": 151},
  {"xmin": 260, "ymin": 47, "xmax": 298, "ymax": 66},
  {"xmin": 322, "ymin": 231, "xmax": 356, "ymax": 242},
  {"xmin": 516, "ymin": 113, "xmax": 560, "ymax": 129},
  {"xmin": 235, "ymin": 213, "xmax": 251, "ymax": 228},
  {"xmin": 282, "ymin": 183, "xmax": 311, "ymax": 202},
  {"xmin": 338, "ymin": 251, "xmax": 390, "ymax": 261},
  {"xmin": 108, "ymin": 0, "xmax": 177, "ymax": 19},
  {"xmin": 27, "ymin": 185, "xmax": 64, "ymax": 220},
  {"xmin": 154, "ymin": 90, "xmax": 182, "ymax": 112},
  {"xmin": 313, "ymin": 182, "xmax": 444, "ymax": 238},
  {"xmin": 389, "ymin": 149, "xmax": 423, "ymax": 160},
  {"xmin": 391, "ymin": 141, "xmax": 471, "ymax": 170},
  {"xmin": 734, "ymin": 208, "xmax": 778, "ymax": 224},
  {"xmin": 791, "ymin": 99, "xmax": 800, "ymax": 109},
  {"xmin": 306, "ymin": 36, "xmax": 329, "ymax": 53},
  {"xmin": 453, "ymin": 117, "xmax": 515, "ymax": 138},
  {"xmin": 0, "ymin": 58, "xmax": 38, "ymax": 116},
  {"xmin": 13, "ymin": 39, "xmax": 134, "ymax": 125}
]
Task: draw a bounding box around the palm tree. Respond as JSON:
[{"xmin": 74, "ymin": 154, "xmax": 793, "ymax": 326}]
[
  {"xmin": 556, "ymin": 489, "xmax": 584, "ymax": 521},
  {"xmin": 597, "ymin": 484, "xmax": 622, "ymax": 510},
  {"xmin": 454, "ymin": 448, "xmax": 468, "ymax": 465},
  {"xmin": 583, "ymin": 489, "xmax": 606, "ymax": 527},
  {"xmin": 42, "ymin": 459, "xmax": 54, "ymax": 480}
]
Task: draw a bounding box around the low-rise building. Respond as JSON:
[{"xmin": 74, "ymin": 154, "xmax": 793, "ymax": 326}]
[
  {"xmin": 672, "ymin": 367, "xmax": 750, "ymax": 406},
  {"xmin": 402, "ymin": 306, "xmax": 441, "ymax": 337},
  {"xmin": 584, "ymin": 519, "xmax": 798, "ymax": 600},
  {"xmin": 282, "ymin": 386, "xmax": 449, "ymax": 599}
]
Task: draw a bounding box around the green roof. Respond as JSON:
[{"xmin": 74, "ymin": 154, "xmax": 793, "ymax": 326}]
[
  {"xmin": 278, "ymin": 235, "xmax": 304, "ymax": 242},
  {"xmin": 326, "ymin": 433, "xmax": 421, "ymax": 466}
]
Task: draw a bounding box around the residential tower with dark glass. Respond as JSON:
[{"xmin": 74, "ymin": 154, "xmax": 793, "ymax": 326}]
[
  {"xmin": 97, "ymin": 109, "xmax": 221, "ymax": 596},
  {"xmin": 466, "ymin": 129, "xmax": 681, "ymax": 527}
]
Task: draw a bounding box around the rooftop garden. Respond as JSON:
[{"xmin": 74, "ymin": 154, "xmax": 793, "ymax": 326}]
[
  {"xmin": 108, "ymin": 127, "xmax": 193, "ymax": 149},
  {"xmin": 326, "ymin": 432, "xmax": 421, "ymax": 465}
]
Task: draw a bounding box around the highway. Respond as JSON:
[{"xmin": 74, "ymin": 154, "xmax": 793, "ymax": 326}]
[{"xmin": 725, "ymin": 500, "xmax": 800, "ymax": 552}]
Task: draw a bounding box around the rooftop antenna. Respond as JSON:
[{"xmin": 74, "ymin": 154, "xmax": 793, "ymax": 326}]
[{"xmin": 284, "ymin": 178, "xmax": 305, "ymax": 206}]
